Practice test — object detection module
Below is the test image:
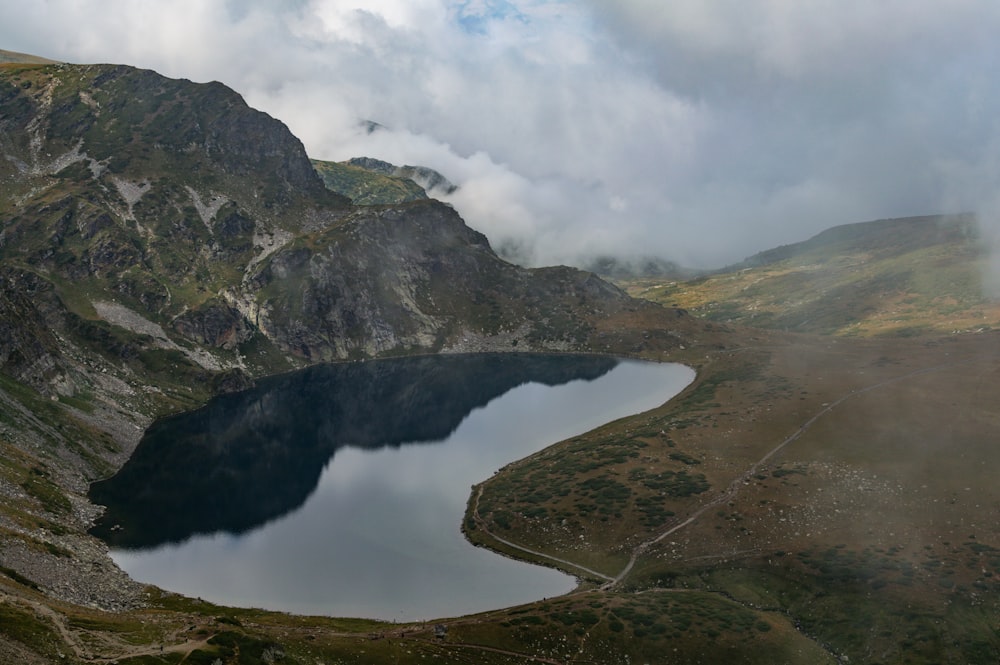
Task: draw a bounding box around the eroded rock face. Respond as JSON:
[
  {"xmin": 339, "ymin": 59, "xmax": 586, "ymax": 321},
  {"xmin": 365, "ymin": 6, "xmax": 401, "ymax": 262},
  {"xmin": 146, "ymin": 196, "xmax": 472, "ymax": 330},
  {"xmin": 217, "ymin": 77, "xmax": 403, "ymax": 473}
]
[
  {"xmin": 0, "ymin": 60, "xmax": 694, "ymax": 376},
  {"xmin": 0, "ymin": 270, "xmax": 62, "ymax": 386},
  {"xmin": 346, "ymin": 156, "xmax": 458, "ymax": 194},
  {"xmin": 172, "ymin": 301, "xmax": 252, "ymax": 350},
  {"xmin": 237, "ymin": 199, "xmax": 663, "ymax": 361},
  {"xmin": 0, "ymin": 60, "xmax": 701, "ymax": 642}
]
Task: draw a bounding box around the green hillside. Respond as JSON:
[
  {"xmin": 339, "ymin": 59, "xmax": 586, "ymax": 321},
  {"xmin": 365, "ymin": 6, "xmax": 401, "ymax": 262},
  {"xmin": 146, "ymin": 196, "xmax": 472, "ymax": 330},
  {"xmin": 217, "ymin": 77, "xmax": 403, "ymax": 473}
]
[
  {"xmin": 624, "ymin": 214, "xmax": 1000, "ymax": 337},
  {"xmin": 312, "ymin": 158, "xmax": 428, "ymax": 204},
  {"xmin": 0, "ymin": 49, "xmax": 59, "ymax": 65}
]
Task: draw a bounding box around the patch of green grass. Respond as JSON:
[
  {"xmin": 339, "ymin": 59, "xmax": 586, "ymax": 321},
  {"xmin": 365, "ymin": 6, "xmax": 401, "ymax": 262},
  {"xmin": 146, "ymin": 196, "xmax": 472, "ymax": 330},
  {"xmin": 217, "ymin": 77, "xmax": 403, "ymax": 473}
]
[
  {"xmin": 115, "ymin": 655, "xmax": 185, "ymax": 665},
  {"xmin": 622, "ymin": 213, "xmax": 1000, "ymax": 337},
  {"xmin": 641, "ymin": 552, "xmax": 1000, "ymax": 665},
  {"xmin": 21, "ymin": 466, "xmax": 72, "ymax": 515},
  {"xmin": 312, "ymin": 159, "xmax": 427, "ymax": 205},
  {"xmin": 0, "ymin": 604, "xmax": 65, "ymax": 658},
  {"xmin": 208, "ymin": 631, "xmax": 297, "ymax": 665},
  {"xmin": 0, "ymin": 565, "xmax": 39, "ymax": 590}
]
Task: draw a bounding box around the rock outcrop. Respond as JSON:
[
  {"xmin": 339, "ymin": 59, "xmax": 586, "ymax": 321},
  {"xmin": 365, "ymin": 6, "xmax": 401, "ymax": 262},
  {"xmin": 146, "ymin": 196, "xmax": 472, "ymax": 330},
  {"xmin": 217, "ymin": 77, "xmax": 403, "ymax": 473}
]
[
  {"xmin": 0, "ymin": 57, "xmax": 705, "ymax": 655},
  {"xmin": 0, "ymin": 60, "xmax": 694, "ymax": 372},
  {"xmin": 346, "ymin": 156, "xmax": 458, "ymax": 194}
]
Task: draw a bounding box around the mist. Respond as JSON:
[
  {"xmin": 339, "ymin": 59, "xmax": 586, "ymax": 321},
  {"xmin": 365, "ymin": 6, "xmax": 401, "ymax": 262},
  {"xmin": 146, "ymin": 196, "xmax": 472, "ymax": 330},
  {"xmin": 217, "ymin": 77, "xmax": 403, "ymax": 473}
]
[{"xmin": 3, "ymin": 1, "xmax": 1000, "ymax": 270}]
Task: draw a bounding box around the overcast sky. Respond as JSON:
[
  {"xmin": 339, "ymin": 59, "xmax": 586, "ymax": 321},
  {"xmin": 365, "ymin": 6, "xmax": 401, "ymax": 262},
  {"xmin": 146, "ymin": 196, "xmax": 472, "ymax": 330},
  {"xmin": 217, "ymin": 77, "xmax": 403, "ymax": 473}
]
[{"xmin": 3, "ymin": 1, "xmax": 1000, "ymax": 268}]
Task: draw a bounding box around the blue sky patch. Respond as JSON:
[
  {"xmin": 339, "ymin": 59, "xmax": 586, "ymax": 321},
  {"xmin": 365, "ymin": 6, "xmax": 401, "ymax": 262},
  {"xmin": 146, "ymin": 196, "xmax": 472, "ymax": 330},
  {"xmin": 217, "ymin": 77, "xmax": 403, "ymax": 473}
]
[{"xmin": 455, "ymin": 0, "xmax": 528, "ymax": 35}]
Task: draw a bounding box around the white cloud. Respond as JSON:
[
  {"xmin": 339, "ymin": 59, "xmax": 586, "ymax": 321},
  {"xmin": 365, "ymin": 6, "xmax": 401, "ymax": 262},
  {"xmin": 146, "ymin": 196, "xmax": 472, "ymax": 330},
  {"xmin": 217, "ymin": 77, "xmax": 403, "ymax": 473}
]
[{"xmin": 3, "ymin": 1, "xmax": 1000, "ymax": 268}]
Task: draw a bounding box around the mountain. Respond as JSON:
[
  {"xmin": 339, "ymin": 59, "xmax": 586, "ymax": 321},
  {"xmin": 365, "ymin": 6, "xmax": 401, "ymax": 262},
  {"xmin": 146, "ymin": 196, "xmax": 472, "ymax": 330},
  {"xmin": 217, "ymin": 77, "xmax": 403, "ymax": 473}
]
[
  {"xmin": 345, "ymin": 156, "xmax": 458, "ymax": 194},
  {"xmin": 0, "ymin": 60, "xmax": 695, "ymax": 393},
  {"xmin": 729, "ymin": 212, "xmax": 978, "ymax": 269},
  {"xmin": 586, "ymin": 254, "xmax": 696, "ymax": 281},
  {"xmin": 0, "ymin": 56, "xmax": 704, "ymax": 626},
  {"xmin": 311, "ymin": 155, "xmax": 459, "ymax": 206},
  {"xmin": 0, "ymin": 49, "xmax": 59, "ymax": 65},
  {"xmin": 21, "ymin": 55, "xmax": 995, "ymax": 665},
  {"xmin": 311, "ymin": 157, "xmax": 429, "ymax": 204},
  {"xmin": 621, "ymin": 213, "xmax": 1000, "ymax": 336}
]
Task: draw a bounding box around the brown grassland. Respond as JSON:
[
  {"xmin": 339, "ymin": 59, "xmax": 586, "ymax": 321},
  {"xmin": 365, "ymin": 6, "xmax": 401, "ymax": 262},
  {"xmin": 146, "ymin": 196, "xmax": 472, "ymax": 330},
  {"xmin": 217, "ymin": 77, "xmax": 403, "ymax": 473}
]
[{"xmin": 468, "ymin": 328, "xmax": 1000, "ymax": 664}]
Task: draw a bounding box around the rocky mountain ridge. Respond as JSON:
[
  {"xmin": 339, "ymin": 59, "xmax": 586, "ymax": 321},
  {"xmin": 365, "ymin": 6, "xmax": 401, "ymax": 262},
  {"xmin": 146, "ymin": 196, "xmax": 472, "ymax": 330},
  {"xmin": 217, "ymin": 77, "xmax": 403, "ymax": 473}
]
[
  {"xmin": 6, "ymin": 55, "xmax": 991, "ymax": 665},
  {"xmin": 346, "ymin": 156, "xmax": 457, "ymax": 194},
  {"xmin": 0, "ymin": 57, "xmax": 705, "ymax": 661},
  {"xmin": 0, "ymin": 61, "xmax": 694, "ymax": 391},
  {"xmin": 311, "ymin": 155, "xmax": 457, "ymax": 206},
  {"xmin": 0, "ymin": 55, "xmax": 699, "ymax": 593}
]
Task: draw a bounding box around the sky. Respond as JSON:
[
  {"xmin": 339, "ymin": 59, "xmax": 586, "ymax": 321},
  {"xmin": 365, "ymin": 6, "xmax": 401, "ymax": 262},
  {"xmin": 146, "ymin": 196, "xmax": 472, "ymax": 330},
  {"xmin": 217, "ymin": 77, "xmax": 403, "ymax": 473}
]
[{"xmin": 3, "ymin": 0, "xmax": 1000, "ymax": 269}]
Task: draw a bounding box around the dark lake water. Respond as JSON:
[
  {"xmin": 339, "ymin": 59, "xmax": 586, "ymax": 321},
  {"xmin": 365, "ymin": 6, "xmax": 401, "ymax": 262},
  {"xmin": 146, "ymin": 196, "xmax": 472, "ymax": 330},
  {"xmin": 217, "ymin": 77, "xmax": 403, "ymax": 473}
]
[{"xmin": 90, "ymin": 353, "xmax": 693, "ymax": 620}]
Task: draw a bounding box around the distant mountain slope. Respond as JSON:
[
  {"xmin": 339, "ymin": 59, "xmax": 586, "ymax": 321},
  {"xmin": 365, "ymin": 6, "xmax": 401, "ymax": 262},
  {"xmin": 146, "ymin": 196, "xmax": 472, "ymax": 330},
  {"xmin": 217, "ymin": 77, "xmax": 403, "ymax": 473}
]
[
  {"xmin": 731, "ymin": 213, "xmax": 978, "ymax": 269},
  {"xmin": 311, "ymin": 158, "xmax": 428, "ymax": 205},
  {"xmin": 0, "ymin": 49, "xmax": 59, "ymax": 64},
  {"xmin": 586, "ymin": 254, "xmax": 695, "ymax": 281},
  {"xmin": 0, "ymin": 56, "xmax": 702, "ymax": 472},
  {"xmin": 624, "ymin": 214, "xmax": 1000, "ymax": 336},
  {"xmin": 312, "ymin": 155, "xmax": 458, "ymax": 206},
  {"xmin": 346, "ymin": 156, "xmax": 457, "ymax": 195}
]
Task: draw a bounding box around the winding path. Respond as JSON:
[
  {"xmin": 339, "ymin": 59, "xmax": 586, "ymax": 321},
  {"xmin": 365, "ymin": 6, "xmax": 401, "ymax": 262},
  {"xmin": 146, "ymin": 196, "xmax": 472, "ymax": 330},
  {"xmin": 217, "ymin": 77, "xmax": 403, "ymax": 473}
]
[
  {"xmin": 470, "ymin": 486, "xmax": 614, "ymax": 582},
  {"xmin": 602, "ymin": 358, "xmax": 974, "ymax": 589},
  {"xmin": 471, "ymin": 354, "xmax": 978, "ymax": 591}
]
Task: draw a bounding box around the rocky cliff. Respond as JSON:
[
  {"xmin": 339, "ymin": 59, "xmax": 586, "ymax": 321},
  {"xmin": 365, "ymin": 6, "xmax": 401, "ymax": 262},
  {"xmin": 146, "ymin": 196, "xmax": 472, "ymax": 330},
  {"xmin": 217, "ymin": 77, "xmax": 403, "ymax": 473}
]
[
  {"xmin": 0, "ymin": 57, "xmax": 714, "ymax": 661},
  {"xmin": 346, "ymin": 156, "xmax": 457, "ymax": 195},
  {"xmin": 311, "ymin": 157, "xmax": 430, "ymax": 205},
  {"xmin": 0, "ymin": 57, "xmax": 704, "ymax": 630},
  {"xmin": 0, "ymin": 60, "xmax": 695, "ymax": 390}
]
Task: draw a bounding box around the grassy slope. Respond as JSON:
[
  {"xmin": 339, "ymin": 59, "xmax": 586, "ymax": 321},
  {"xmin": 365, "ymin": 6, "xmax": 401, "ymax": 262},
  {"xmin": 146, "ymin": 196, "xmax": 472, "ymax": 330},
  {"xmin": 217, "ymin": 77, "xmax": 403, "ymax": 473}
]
[
  {"xmin": 465, "ymin": 215, "xmax": 1000, "ymax": 663},
  {"xmin": 311, "ymin": 159, "xmax": 428, "ymax": 205},
  {"xmin": 0, "ymin": 50, "xmax": 59, "ymax": 65},
  {"xmin": 470, "ymin": 329, "xmax": 1000, "ymax": 664},
  {"xmin": 20, "ymin": 324, "xmax": 997, "ymax": 663},
  {"xmin": 623, "ymin": 214, "xmax": 1000, "ymax": 337},
  {"xmin": 0, "ymin": 574, "xmax": 833, "ymax": 665}
]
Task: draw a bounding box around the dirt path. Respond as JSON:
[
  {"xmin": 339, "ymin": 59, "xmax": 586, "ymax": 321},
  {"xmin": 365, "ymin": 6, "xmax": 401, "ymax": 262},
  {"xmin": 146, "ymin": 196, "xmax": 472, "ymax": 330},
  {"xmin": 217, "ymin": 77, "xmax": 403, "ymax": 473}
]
[
  {"xmin": 603, "ymin": 358, "xmax": 975, "ymax": 589},
  {"xmin": 467, "ymin": 355, "xmax": 977, "ymax": 594},
  {"xmin": 419, "ymin": 638, "xmax": 569, "ymax": 664},
  {"xmin": 470, "ymin": 486, "xmax": 614, "ymax": 582},
  {"xmin": 1, "ymin": 581, "xmax": 217, "ymax": 664},
  {"xmin": 85, "ymin": 636, "xmax": 215, "ymax": 664},
  {"xmin": 19, "ymin": 596, "xmax": 87, "ymax": 659}
]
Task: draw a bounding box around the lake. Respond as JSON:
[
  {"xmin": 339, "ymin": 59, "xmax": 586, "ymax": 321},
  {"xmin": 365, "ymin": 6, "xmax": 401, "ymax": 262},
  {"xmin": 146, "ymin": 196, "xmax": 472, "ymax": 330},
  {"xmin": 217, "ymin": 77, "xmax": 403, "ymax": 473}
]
[{"xmin": 90, "ymin": 353, "xmax": 693, "ymax": 620}]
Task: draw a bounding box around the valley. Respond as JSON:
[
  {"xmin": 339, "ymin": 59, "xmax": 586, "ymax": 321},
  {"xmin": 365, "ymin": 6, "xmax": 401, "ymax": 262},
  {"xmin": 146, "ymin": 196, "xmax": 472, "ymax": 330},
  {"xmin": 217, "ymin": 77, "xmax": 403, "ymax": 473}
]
[{"xmin": 1, "ymin": 55, "xmax": 999, "ymax": 664}]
